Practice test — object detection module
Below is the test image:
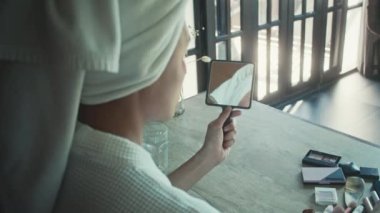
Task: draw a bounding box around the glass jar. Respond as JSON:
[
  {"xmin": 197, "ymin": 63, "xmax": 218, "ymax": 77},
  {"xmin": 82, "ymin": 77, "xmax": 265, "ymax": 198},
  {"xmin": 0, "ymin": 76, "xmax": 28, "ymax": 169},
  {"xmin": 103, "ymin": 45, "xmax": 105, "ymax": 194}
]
[{"xmin": 143, "ymin": 122, "xmax": 169, "ymax": 172}]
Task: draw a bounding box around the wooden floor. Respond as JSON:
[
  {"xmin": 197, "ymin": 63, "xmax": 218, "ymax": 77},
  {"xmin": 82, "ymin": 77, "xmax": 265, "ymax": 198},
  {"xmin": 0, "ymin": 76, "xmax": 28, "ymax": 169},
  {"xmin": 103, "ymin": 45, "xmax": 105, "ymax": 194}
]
[{"xmin": 279, "ymin": 72, "xmax": 380, "ymax": 147}]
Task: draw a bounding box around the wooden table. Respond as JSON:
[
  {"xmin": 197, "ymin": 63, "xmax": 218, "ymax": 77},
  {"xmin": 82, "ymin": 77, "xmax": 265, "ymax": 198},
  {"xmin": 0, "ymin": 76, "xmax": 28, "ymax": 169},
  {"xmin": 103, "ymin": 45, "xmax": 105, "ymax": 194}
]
[{"xmin": 165, "ymin": 93, "xmax": 380, "ymax": 212}]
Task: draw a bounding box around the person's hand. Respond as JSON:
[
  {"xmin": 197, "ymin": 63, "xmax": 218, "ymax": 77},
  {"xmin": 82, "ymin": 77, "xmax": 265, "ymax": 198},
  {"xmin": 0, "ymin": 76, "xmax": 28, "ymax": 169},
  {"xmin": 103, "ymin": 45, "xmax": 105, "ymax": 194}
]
[
  {"xmin": 199, "ymin": 107, "xmax": 242, "ymax": 167},
  {"xmin": 321, "ymin": 203, "xmax": 358, "ymax": 213},
  {"xmin": 168, "ymin": 107, "xmax": 241, "ymax": 190}
]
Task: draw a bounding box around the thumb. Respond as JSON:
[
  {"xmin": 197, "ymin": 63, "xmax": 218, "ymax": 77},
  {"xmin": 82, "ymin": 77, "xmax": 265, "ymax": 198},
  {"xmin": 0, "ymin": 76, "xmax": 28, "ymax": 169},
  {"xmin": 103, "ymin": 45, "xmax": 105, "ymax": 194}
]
[{"xmin": 214, "ymin": 107, "xmax": 232, "ymax": 128}]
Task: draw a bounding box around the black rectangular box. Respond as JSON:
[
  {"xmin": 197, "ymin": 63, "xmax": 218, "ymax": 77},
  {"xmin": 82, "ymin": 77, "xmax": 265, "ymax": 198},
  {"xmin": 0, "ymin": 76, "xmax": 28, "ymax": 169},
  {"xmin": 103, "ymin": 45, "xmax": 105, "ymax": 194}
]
[
  {"xmin": 360, "ymin": 167, "xmax": 379, "ymax": 180},
  {"xmin": 302, "ymin": 150, "xmax": 341, "ymax": 167}
]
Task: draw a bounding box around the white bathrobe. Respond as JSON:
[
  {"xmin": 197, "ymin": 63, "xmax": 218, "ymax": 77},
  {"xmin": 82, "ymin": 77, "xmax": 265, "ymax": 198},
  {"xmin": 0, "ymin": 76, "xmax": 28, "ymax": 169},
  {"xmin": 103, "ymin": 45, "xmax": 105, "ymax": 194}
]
[{"xmin": 54, "ymin": 123, "xmax": 218, "ymax": 213}]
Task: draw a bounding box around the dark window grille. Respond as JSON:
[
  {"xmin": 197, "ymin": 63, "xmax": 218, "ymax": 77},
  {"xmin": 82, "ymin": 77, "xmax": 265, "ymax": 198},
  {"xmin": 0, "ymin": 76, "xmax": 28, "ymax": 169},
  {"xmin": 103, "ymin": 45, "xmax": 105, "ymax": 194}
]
[{"xmin": 188, "ymin": 0, "xmax": 362, "ymax": 105}]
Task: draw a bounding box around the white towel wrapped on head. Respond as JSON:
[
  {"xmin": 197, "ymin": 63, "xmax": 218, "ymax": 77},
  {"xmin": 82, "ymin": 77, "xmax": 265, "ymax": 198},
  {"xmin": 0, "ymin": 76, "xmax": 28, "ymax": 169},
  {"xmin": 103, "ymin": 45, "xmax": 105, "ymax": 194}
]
[{"xmin": 81, "ymin": 1, "xmax": 187, "ymax": 105}]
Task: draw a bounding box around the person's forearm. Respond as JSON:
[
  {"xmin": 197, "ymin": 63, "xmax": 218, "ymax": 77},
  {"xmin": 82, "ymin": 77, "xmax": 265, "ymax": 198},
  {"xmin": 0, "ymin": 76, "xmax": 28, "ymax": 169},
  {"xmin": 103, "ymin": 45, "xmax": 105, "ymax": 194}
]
[{"xmin": 168, "ymin": 149, "xmax": 217, "ymax": 191}]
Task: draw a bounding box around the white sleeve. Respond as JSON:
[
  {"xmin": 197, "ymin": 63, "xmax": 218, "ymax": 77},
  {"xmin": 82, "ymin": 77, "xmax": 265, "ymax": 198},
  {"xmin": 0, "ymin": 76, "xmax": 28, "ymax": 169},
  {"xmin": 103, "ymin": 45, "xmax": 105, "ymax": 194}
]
[
  {"xmin": 54, "ymin": 160, "xmax": 219, "ymax": 213},
  {"xmin": 122, "ymin": 168, "xmax": 220, "ymax": 213}
]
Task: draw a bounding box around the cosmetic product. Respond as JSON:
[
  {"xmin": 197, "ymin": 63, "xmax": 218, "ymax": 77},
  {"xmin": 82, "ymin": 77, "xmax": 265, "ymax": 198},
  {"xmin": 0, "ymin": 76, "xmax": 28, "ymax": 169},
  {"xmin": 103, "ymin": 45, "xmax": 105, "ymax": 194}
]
[{"xmin": 363, "ymin": 197, "xmax": 374, "ymax": 212}]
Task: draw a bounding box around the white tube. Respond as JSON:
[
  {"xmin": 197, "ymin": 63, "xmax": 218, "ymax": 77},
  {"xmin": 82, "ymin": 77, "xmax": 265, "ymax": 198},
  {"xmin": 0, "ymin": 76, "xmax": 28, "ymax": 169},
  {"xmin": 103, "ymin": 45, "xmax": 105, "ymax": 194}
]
[
  {"xmin": 363, "ymin": 197, "xmax": 374, "ymax": 212},
  {"xmin": 371, "ymin": 190, "xmax": 380, "ymax": 204}
]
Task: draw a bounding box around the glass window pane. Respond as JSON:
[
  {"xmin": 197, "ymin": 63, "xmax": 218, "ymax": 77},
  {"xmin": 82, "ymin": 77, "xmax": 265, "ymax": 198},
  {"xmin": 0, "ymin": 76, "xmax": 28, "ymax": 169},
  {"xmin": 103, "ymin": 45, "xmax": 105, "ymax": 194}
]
[
  {"xmin": 231, "ymin": 36, "xmax": 242, "ymax": 61},
  {"xmin": 230, "ymin": 0, "xmax": 241, "ymax": 33},
  {"xmin": 258, "ymin": 0, "xmax": 267, "ymax": 25},
  {"xmin": 270, "ymin": 27, "xmax": 279, "ymax": 93},
  {"xmin": 271, "ymin": 0, "xmax": 279, "ymax": 22},
  {"xmin": 294, "ymin": 0, "xmax": 302, "ymax": 16},
  {"xmin": 216, "ymin": 41, "xmax": 227, "ymax": 60},
  {"xmin": 185, "ymin": 0, "xmax": 196, "ymax": 49},
  {"xmin": 303, "ymin": 18, "xmax": 313, "ymax": 82},
  {"xmin": 348, "ymin": 0, "xmax": 362, "ymax": 7},
  {"xmin": 215, "ymin": 0, "xmax": 228, "ymax": 36},
  {"xmin": 324, "ymin": 12, "xmax": 333, "ymax": 72},
  {"xmin": 342, "ymin": 8, "xmax": 362, "ymax": 73},
  {"xmin": 292, "ymin": 20, "xmax": 302, "ymax": 85},
  {"xmin": 183, "ymin": 55, "xmax": 198, "ymax": 98},
  {"xmin": 306, "ymin": 0, "xmax": 314, "ymax": 13},
  {"xmin": 328, "ymin": 0, "xmax": 334, "ymax": 8},
  {"xmin": 257, "ymin": 30, "xmax": 267, "ymax": 100}
]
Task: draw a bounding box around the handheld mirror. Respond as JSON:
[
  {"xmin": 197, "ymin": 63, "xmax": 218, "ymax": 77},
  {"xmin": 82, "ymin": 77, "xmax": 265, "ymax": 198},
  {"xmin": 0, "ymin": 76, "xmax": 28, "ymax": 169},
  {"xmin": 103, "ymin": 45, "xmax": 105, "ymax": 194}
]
[{"xmin": 206, "ymin": 60, "xmax": 255, "ymax": 109}]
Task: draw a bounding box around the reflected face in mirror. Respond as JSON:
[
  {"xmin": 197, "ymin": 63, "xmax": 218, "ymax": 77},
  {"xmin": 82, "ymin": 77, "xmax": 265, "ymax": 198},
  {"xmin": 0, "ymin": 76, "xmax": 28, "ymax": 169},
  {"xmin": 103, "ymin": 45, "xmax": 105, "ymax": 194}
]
[{"xmin": 206, "ymin": 61, "xmax": 255, "ymax": 109}]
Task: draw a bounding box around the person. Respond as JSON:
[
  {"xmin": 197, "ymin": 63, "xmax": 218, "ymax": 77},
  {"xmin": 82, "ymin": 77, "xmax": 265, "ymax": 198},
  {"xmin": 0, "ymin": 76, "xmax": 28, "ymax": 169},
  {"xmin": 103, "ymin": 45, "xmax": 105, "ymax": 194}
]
[
  {"xmin": 0, "ymin": 1, "xmax": 240, "ymax": 212},
  {"xmin": 51, "ymin": 2, "xmax": 240, "ymax": 213}
]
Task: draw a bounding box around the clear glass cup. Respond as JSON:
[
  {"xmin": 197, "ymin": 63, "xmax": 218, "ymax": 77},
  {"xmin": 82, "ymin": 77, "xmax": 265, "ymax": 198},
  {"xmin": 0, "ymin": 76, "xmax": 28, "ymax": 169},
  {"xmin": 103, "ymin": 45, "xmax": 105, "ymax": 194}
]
[{"xmin": 143, "ymin": 122, "xmax": 169, "ymax": 172}]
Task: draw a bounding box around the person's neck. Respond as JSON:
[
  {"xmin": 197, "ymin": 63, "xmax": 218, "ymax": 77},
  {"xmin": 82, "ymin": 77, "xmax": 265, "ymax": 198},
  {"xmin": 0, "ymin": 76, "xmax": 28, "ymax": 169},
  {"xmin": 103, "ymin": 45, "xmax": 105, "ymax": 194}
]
[{"xmin": 78, "ymin": 95, "xmax": 144, "ymax": 144}]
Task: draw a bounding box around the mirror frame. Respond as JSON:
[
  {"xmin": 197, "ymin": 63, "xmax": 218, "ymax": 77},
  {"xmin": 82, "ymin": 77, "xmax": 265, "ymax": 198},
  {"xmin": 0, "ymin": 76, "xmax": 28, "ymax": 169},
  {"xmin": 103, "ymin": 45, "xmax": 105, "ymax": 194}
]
[{"xmin": 205, "ymin": 60, "xmax": 255, "ymax": 109}]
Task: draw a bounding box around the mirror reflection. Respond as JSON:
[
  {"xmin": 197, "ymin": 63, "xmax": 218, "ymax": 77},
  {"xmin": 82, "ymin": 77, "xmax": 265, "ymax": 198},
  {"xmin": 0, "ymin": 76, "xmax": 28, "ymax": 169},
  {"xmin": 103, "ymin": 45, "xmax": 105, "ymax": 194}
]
[{"xmin": 206, "ymin": 61, "xmax": 255, "ymax": 109}]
